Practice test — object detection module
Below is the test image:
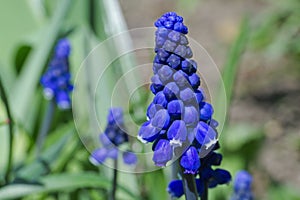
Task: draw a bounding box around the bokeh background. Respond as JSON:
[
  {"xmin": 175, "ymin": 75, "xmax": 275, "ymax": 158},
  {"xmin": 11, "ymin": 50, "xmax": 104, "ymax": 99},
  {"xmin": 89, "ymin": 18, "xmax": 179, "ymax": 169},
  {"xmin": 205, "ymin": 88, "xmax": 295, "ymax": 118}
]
[{"xmin": 0, "ymin": 0, "xmax": 299, "ymax": 199}]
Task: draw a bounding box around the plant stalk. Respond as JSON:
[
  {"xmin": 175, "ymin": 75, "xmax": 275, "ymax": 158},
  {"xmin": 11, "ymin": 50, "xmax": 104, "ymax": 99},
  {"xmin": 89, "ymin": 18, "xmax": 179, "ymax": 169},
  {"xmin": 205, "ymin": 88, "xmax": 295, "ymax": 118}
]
[
  {"xmin": 200, "ymin": 182, "xmax": 208, "ymax": 200},
  {"xmin": 110, "ymin": 159, "xmax": 118, "ymax": 200},
  {"xmin": 88, "ymin": 0, "xmax": 96, "ymax": 33},
  {"xmin": 0, "ymin": 76, "xmax": 14, "ymax": 184},
  {"xmin": 180, "ymin": 166, "xmax": 199, "ymax": 200},
  {"xmin": 36, "ymin": 100, "xmax": 55, "ymax": 156}
]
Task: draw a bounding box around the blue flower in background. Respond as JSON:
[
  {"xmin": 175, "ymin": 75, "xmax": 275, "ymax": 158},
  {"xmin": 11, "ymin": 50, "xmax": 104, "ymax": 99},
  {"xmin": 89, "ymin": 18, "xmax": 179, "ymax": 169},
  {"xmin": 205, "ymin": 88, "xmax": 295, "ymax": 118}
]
[
  {"xmin": 138, "ymin": 11, "xmax": 231, "ymax": 197},
  {"xmin": 90, "ymin": 108, "xmax": 137, "ymax": 166},
  {"xmin": 231, "ymin": 170, "xmax": 253, "ymax": 200},
  {"xmin": 40, "ymin": 38, "xmax": 73, "ymax": 109}
]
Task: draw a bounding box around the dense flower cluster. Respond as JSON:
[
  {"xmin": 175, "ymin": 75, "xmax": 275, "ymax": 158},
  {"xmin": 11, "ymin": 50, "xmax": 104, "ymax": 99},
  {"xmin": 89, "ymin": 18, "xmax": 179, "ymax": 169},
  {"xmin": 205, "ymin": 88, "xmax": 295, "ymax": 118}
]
[
  {"xmin": 90, "ymin": 108, "xmax": 137, "ymax": 166},
  {"xmin": 40, "ymin": 38, "xmax": 73, "ymax": 109},
  {"xmin": 168, "ymin": 149, "xmax": 231, "ymax": 197},
  {"xmin": 231, "ymin": 171, "xmax": 253, "ymax": 200},
  {"xmin": 138, "ymin": 12, "xmax": 231, "ymax": 197}
]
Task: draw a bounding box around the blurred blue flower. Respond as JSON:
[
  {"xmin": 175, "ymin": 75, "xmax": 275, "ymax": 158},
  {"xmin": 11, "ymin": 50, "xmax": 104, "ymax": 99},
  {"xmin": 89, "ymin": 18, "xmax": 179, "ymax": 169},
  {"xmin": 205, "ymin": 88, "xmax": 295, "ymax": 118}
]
[
  {"xmin": 90, "ymin": 108, "xmax": 137, "ymax": 166},
  {"xmin": 231, "ymin": 170, "xmax": 253, "ymax": 200},
  {"xmin": 40, "ymin": 38, "xmax": 73, "ymax": 109}
]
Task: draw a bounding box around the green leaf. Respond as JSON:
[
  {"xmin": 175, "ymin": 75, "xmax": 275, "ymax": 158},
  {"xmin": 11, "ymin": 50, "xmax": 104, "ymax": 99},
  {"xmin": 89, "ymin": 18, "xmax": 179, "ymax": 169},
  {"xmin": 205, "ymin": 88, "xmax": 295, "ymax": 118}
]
[
  {"xmin": 214, "ymin": 18, "xmax": 250, "ymax": 124},
  {"xmin": 96, "ymin": 0, "xmax": 142, "ymax": 104},
  {"xmin": 0, "ymin": 172, "xmax": 137, "ymax": 199},
  {"xmin": 222, "ymin": 123, "xmax": 264, "ymax": 151},
  {"xmin": 16, "ymin": 124, "xmax": 74, "ymax": 180},
  {"xmin": 144, "ymin": 170, "xmax": 168, "ymax": 200},
  {"xmin": 14, "ymin": 45, "xmax": 32, "ymax": 74},
  {"xmin": 10, "ymin": 0, "xmax": 72, "ymax": 125}
]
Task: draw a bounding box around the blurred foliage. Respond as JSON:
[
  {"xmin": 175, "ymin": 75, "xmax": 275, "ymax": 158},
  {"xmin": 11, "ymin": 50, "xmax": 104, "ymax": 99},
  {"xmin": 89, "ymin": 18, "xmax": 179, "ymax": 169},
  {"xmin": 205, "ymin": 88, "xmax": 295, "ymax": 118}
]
[
  {"xmin": 0, "ymin": 0, "xmax": 300, "ymax": 199},
  {"xmin": 251, "ymin": 0, "xmax": 300, "ymax": 60}
]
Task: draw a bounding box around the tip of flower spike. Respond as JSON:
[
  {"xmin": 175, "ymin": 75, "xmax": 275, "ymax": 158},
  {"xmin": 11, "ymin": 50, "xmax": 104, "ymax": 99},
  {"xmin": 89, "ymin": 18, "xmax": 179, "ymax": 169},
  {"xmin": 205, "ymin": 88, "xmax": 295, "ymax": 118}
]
[
  {"xmin": 155, "ymin": 12, "xmax": 188, "ymax": 34},
  {"xmin": 108, "ymin": 107, "xmax": 124, "ymax": 125},
  {"xmin": 57, "ymin": 100, "xmax": 71, "ymax": 110},
  {"xmin": 43, "ymin": 88, "xmax": 54, "ymax": 99},
  {"xmin": 55, "ymin": 38, "xmax": 71, "ymax": 58},
  {"xmin": 234, "ymin": 170, "xmax": 253, "ymax": 191}
]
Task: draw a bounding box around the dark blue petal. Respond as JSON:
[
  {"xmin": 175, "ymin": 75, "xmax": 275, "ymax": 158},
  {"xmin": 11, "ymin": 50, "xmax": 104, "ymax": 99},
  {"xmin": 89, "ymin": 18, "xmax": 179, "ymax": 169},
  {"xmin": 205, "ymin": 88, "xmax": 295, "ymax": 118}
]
[
  {"xmin": 122, "ymin": 151, "xmax": 137, "ymax": 165},
  {"xmin": 180, "ymin": 88, "xmax": 196, "ymax": 103},
  {"xmin": 195, "ymin": 179, "xmax": 205, "ymax": 196},
  {"xmin": 180, "ymin": 146, "xmax": 200, "ymax": 174},
  {"xmin": 173, "ymin": 70, "xmax": 189, "ymax": 88},
  {"xmin": 157, "ymin": 49, "xmax": 170, "ymax": 62},
  {"xmin": 181, "ymin": 59, "xmax": 196, "ymax": 75},
  {"xmin": 107, "ymin": 108, "xmax": 123, "ymax": 125},
  {"xmin": 188, "ymin": 73, "xmax": 200, "ymax": 90},
  {"xmin": 195, "ymin": 122, "xmax": 217, "ymax": 149},
  {"xmin": 155, "ymin": 27, "xmax": 169, "ymax": 37},
  {"xmin": 55, "ymin": 38, "xmax": 71, "ymax": 58},
  {"xmin": 153, "ymin": 91, "xmax": 168, "ymax": 108},
  {"xmin": 89, "ymin": 148, "xmax": 107, "ymax": 165},
  {"xmin": 209, "ymin": 119, "xmax": 219, "ymax": 128},
  {"xmin": 167, "ymin": 120, "xmax": 187, "ymax": 146},
  {"xmin": 147, "ymin": 103, "xmax": 163, "ymax": 119},
  {"xmin": 152, "ymin": 109, "xmax": 170, "ymax": 129},
  {"xmin": 138, "ymin": 121, "xmax": 160, "ymax": 143},
  {"xmin": 158, "ymin": 65, "xmax": 173, "ymax": 83},
  {"xmin": 168, "ymin": 31, "xmax": 181, "ymax": 43},
  {"xmin": 167, "ymin": 100, "xmax": 184, "ymax": 118},
  {"xmin": 163, "ymin": 82, "xmax": 180, "ymax": 100},
  {"xmin": 55, "ymin": 91, "xmax": 71, "ymax": 109},
  {"xmin": 200, "ymin": 166, "xmax": 214, "ymax": 180},
  {"xmin": 167, "ymin": 180, "xmax": 184, "ymax": 198},
  {"xmin": 183, "ymin": 106, "xmax": 199, "ymax": 126},
  {"xmin": 207, "ymin": 152, "xmax": 222, "ymax": 166},
  {"xmin": 209, "ymin": 169, "xmax": 231, "ymax": 187},
  {"xmin": 185, "ymin": 46, "xmax": 193, "ymax": 58},
  {"xmin": 199, "ymin": 102, "xmax": 214, "ymax": 121},
  {"xmin": 167, "ymin": 54, "xmax": 181, "ymax": 69},
  {"xmin": 162, "ymin": 40, "xmax": 177, "ymax": 52},
  {"xmin": 195, "ymin": 89, "xmax": 204, "ymax": 104},
  {"xmin": 153, "ymin": 139, "xmax": 173, "ymax": 166},
  {"xmin": 174, "ymin": 45, "xmax": 187, "ymax": 58},
  {"xmin": 150, "ymin": 74, "xmax": 164, "ymax": 94}
]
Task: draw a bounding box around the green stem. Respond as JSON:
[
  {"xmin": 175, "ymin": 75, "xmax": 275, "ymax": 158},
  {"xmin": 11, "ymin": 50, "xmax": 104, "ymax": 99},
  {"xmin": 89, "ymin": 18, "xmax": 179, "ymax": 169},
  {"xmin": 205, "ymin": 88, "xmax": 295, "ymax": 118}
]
[
  {"xmin": 180, "ymin": 166, "xmax": 198, "ymax": 200},
  {"xmin": 110, "ymin": 159, "xmax": 118, "ymax": 200},
  {"xmin": 89, "ymin": 0, "xmax": 96, "ymax": 33},
  {"xmin": 0, "ymin": 76, "xmax": 14, "ymax": 183},
  {"xmin": 36, "ymin": 100, "xmax": 55, "ymax": 156}
]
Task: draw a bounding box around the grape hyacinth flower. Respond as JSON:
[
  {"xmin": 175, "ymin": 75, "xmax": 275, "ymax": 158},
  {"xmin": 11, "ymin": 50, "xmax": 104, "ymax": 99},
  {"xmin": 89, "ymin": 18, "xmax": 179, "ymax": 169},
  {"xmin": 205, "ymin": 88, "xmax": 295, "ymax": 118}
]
[
  {"xmin": 231, "ymin": 170, "xmax": 253, "ymax": 200},
  {"xmin": 138, "ymin": 12, "xmax": 231, "ymax": 199},
  {"xmin": 89, "ymin": 108, "xmax": 137, "ymax": 166},
  {"xmin": 37, "ymin": 38, "xmax": 73, "ymax": 156},
  {"xmin": 40, "ymin": 38, "xmax": 73, "ymax": 109}
]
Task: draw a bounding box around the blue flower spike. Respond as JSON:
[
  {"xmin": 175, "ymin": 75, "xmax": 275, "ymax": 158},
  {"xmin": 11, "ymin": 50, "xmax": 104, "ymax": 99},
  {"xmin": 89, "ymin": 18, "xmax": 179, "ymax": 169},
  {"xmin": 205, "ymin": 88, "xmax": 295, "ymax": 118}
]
[
  {"xmin": 89, "ymin": 108, "xmax": 137, "ymax": 166},
  {"xmin": 40, "ymin": 38, "xmax": 73, "ymax": 109},
  {"xmin": 231, "ymin": 170, "xmax": 253, "ymax": 200},
  {"xmin": 138, "ymin": 11, "xmax": 231, "ymax": 199}
]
